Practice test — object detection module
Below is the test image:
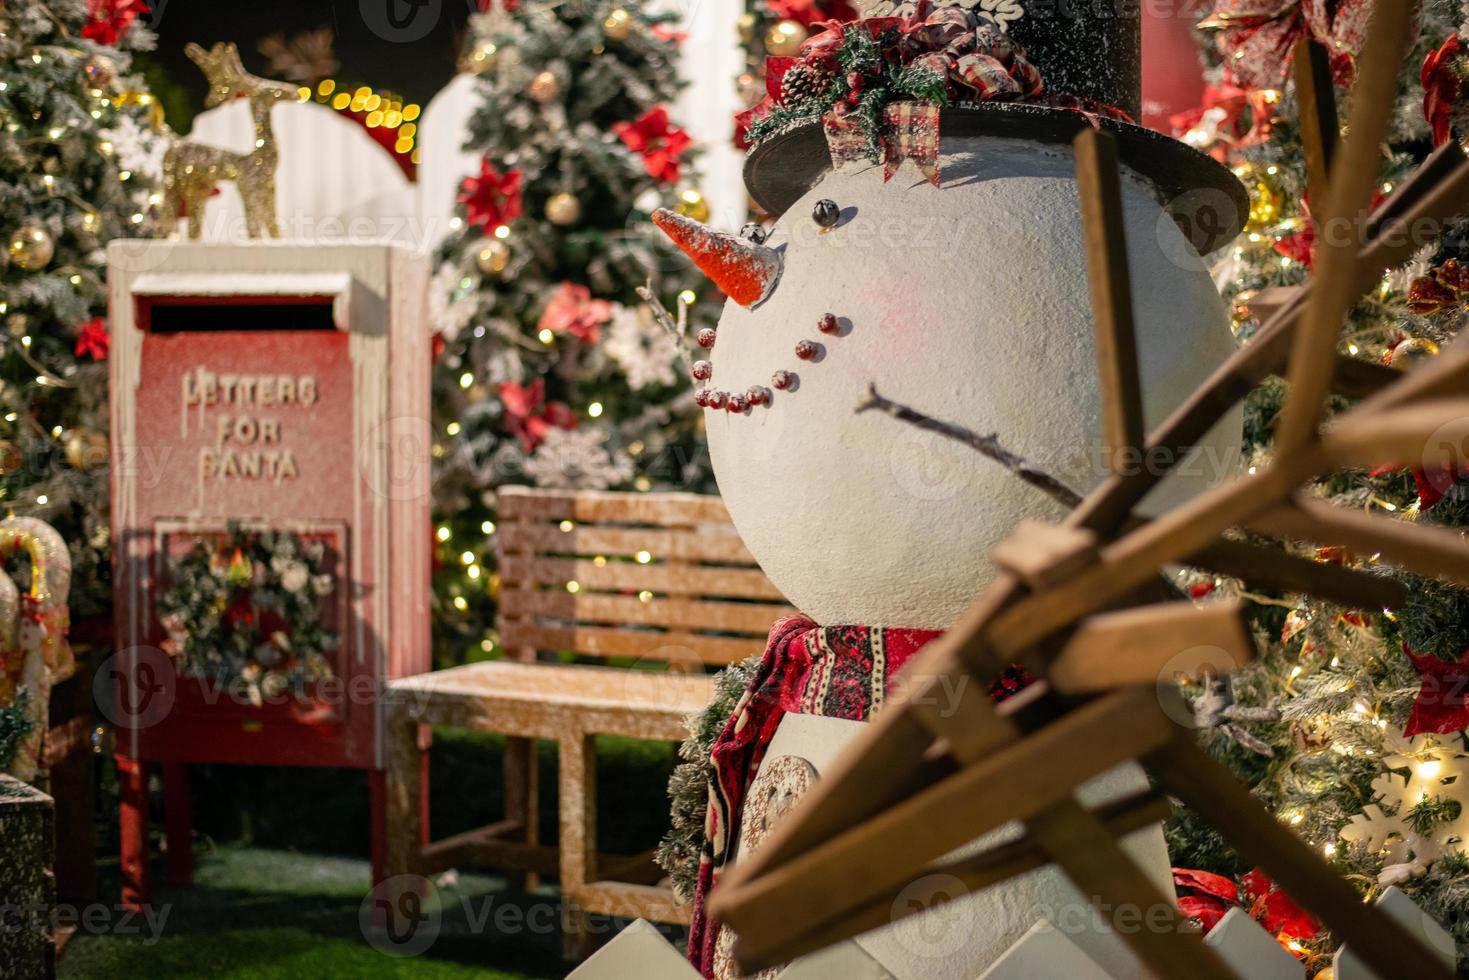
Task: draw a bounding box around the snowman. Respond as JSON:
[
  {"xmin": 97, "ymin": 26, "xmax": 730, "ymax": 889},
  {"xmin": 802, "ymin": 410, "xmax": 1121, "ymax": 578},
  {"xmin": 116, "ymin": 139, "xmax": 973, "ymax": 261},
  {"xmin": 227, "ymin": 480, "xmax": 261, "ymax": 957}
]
[{"xmin": 649, "ymin": 2, "xmax": 1247, "ymax": 978}]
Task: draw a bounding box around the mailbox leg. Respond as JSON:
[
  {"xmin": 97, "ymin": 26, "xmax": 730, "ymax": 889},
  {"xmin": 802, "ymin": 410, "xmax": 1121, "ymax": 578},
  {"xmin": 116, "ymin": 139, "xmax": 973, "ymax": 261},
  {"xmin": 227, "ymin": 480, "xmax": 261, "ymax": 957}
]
[
  {"xmin": 162, "ymin": 762, "xmax": 193, "ymax": 887},
  {"xmin": 116, "ymin": 753, "xmax": 150, "ymax": 911},
  {"xmin": 369, "ymin": 767, "xmax": 388, "ymax": 890}
]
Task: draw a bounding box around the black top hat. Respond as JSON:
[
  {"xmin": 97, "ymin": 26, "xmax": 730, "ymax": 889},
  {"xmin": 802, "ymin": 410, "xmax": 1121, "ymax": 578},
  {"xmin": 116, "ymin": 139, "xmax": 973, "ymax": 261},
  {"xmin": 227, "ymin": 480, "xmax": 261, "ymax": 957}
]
[{"xmin": 742, "ymin": 1, "xmax": 1247, "ymax": 255}]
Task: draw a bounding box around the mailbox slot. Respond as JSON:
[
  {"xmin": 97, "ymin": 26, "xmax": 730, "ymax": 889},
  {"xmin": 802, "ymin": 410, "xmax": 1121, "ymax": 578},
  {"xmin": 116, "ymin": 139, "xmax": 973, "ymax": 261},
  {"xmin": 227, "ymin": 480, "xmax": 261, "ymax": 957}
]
[{"xmin": 144, "ymin": 296, "xmax": 337, "ymax": 334}]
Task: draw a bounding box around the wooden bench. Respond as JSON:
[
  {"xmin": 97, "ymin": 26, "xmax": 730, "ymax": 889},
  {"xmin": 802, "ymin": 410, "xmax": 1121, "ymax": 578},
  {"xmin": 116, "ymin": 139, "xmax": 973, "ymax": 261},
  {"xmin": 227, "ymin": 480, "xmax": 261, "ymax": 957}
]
[{"xmin": 382, "ymin": 487, "xmax": 791, "ymax": 938}]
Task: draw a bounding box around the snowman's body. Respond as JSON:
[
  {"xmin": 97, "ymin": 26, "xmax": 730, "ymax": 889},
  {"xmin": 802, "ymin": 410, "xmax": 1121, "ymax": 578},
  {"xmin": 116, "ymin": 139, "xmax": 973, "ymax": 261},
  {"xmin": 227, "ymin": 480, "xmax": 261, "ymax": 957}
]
[
  {"xmin": 721, "ymin": 714, "xmax": 1172, "ymax": 980},
  {"xmin": 706, "ymin": 136, "xmax": 1241, "ymax": 628},
  {"xmin": 699, "ymin": 135, "xmax": 1241, "ymax": 975}
]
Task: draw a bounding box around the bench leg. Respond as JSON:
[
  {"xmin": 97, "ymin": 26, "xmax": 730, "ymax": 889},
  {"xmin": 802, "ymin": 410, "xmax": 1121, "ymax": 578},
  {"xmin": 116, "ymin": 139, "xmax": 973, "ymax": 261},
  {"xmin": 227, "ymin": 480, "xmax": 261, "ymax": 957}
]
[
  {"xmin": 162, "ymin": 762, "xmax": 193, "ymax": 887},
  {"xmin": 559, "ymin": 731, "xmax": 599, "ymax": 961},
  {"xmin": 504, "ymin": 736, "xmax": 539, "ymax": 892},
  {"xmin": 383, "ymin": 715, "xmax": 424, "ymax": 886}
]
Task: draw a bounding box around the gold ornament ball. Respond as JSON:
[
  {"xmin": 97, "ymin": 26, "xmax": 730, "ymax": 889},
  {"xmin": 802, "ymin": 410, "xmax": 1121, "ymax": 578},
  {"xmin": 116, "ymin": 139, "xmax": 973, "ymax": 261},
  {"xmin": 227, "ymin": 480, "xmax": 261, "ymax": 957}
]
[
  {"xmin": 6, "ymin": 313, "xmax": 29, "ymax": 339},
  {"xmin": 8, "ymin": 224, "xmax": 54, "ymax": 271},
  {"xmin": 1233, "ymin": 163, "xmax": 1283, "ymax": 233},
  {"xmin": 1313, "ymin": 969, "xmax": 1334, "ymax": 980},
  {"xmin": 529, "ymin": 70, "xmax": 561, "ymax": 104},
  {"xmin": 546, "ymin": 192, "xmax": 582, "ymax": 226},
  {"xmin": 603, "ymin": 8, "xmax": 634, "ymax": 41},
  {"xmin": 65, "ymin": 429, "xmax": 109, "ymax": 471},
  {"xmin": 1389, "ymin": 336, "xmax": 1440, "ymax": 369},
  {"xmin": 765, "ymin": 19, "xmax": 808, "ymax": 57},
  {"xmin": 675, "ymin": 188, "xmax": 710, "ymax": 224},
  {"xmin": 466, "ymin": 39, "xmax": 498, "ymax": 74},
  {"xmin": 737, "ymin": 12, "xmax": 758, "ymax": 43},
  {"xmin": 475, "ymin": 239, "xmax": 510, "ymax": 275},
  {"xmin": 737, "ymin": 72, "xmax": 762, "ymax": 105},
  {"xmin": 0, "ymin": 441, "xmax": 19, "ymax": 475}
]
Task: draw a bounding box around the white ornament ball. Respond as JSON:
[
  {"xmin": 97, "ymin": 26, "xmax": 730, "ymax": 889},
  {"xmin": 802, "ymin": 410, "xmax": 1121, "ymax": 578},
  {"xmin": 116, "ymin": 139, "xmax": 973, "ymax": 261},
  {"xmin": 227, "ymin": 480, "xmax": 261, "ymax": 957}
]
[{"xmin": 707, "ymin": 137, "xmax": 1242, "ymax": 628}]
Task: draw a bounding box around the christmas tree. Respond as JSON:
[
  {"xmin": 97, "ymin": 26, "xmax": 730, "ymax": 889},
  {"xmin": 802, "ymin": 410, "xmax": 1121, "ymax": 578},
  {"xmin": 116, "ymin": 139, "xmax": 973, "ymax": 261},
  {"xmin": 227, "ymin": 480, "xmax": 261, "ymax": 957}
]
[
  {"xmin": 430, "ymin": 1, "xmax": 717, "ymax": 665},
  {"xmin": 1166, "ymin": 0, "xmax": 1469, "ymax": 962},
  {"xmin": 0, "ymin": 0, "xmax": 162, "ymax": 631}
]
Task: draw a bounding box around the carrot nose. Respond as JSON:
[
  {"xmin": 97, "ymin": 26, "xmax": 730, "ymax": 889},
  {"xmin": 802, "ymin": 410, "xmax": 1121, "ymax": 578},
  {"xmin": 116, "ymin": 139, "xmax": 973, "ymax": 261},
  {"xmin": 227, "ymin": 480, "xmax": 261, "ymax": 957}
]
[{"xmin": 653, "ymin": 209, "xmax": 782, "ymax": 308}]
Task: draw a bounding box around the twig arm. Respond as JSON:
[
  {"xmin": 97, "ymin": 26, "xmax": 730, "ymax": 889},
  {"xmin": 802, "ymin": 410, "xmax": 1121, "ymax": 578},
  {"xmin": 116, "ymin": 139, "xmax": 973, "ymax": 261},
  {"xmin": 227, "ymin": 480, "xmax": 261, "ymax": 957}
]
[{"xmin": 856, "ymin": 383, "xmax": 1084, "ymax": 509}]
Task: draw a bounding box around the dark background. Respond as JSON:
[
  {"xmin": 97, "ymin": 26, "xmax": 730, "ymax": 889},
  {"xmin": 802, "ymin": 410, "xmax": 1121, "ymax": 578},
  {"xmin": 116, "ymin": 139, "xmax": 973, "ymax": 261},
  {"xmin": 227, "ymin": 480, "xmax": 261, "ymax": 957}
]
[{"xmin": 140, "ymin": 0, "xmax": 478, "ymax": 128}]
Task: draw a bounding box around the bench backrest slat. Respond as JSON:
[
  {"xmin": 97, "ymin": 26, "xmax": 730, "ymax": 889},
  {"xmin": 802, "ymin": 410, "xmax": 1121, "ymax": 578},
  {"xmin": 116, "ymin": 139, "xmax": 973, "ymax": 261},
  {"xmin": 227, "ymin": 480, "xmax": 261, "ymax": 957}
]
[{"xmin": 495, "ymin": 487, "xmax": 793, "ymax": 667}]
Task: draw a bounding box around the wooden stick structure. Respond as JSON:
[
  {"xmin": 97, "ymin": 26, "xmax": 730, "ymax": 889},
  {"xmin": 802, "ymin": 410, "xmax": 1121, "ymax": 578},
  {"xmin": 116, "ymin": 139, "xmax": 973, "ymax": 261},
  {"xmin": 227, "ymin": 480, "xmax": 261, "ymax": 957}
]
[
  {"xmin": 708, "ymin": 4, "xmax": 1462, "ymax": 978},
  {"xmin": 1293, "ymin": 38, "xmax": 1338, "ymax": 210}
]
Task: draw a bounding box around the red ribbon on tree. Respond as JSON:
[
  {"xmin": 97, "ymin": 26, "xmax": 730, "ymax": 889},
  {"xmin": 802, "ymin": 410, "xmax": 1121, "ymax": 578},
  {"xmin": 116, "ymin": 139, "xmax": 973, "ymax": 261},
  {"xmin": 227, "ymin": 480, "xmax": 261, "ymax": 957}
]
[
  {"xmin": 457, "ymin": 158, "xmax": 524, "ymax": 231},
  {"xmin": 1422, "ymin": 34, "xmax": 1469, "ymax": 146},
  {"xmin": 1169, "ymin": 83, "xmax": 1278, "ymax": 161},
  {"xmin": 1404, "ymin": 644, "xmax": 1469, "ymax": 736},
  {"xmin": 1408, "ymin": 256, "xmax": 1469, "ymax": 314},
  {"xmin": 1272, "ymin": 188, "xmax": 1386, "ymax": 270},
  {"xmin": 1197, "ymin": 0, "xmax": 1398, "ymax": 91},
  {"xmin": 74, "ymin": 317, "xmax": 109, "ymax": 361},
  {"xmin": 1174, "ymin": 867, "xmax": 1321, "ymax": 951}
]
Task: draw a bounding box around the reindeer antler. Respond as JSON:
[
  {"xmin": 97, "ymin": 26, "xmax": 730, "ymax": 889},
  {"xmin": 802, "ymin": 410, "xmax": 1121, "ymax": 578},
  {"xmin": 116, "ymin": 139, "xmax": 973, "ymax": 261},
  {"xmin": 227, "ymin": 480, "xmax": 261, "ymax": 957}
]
[{"xmin": 185, "ymin": 41, "xmax": 295, "ymax": 106}]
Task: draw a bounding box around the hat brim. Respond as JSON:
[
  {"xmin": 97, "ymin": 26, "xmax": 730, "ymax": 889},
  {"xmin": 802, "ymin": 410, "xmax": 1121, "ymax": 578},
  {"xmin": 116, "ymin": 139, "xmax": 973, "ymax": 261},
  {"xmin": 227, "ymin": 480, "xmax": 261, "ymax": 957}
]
[{"xmin": 744, "ymin": 103, "xmax": 1249, "ymax": 256}]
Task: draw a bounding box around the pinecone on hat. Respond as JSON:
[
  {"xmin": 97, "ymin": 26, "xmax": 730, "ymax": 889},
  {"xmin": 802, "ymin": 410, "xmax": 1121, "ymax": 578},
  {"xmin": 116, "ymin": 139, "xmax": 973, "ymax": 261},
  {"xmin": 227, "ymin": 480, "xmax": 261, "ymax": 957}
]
[{"xmin": 781, "ymin": 62, "xmax": 835, "ymax": 107}]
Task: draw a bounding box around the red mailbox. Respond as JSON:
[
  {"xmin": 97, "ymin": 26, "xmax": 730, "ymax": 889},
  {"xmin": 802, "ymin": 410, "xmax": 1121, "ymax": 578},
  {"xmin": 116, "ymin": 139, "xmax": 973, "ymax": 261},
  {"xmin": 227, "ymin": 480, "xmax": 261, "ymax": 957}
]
[{"xmin": 107, "ymin": 242, "xmax": 431, "ymax": 906}]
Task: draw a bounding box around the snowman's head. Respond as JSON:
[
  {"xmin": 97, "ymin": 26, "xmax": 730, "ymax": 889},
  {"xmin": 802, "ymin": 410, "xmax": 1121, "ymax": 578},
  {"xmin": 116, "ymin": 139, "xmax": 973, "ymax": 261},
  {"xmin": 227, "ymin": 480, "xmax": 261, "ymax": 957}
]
[{"xmin": 654, "ymin": 137, "xmax": 1243, "ymax": 629}]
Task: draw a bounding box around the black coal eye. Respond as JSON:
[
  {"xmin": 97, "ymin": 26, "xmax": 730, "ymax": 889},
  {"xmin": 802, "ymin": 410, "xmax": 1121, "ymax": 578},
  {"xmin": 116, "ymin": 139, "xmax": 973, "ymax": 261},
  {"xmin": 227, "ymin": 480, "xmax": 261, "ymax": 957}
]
[
  {"xmin": 812, "ymin": 199, "xmax": 840, "ymax": 228},
  {"xmin": 740, "ymin": 222, "xmax": 769, "ymax": 244}
]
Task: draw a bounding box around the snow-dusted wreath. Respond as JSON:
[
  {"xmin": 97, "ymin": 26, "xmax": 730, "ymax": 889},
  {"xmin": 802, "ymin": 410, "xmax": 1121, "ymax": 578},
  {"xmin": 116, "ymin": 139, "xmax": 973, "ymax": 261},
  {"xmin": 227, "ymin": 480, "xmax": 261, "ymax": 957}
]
[{"xmin": 157, "ymin": 526, "xmax": 338, "ymax": 704}]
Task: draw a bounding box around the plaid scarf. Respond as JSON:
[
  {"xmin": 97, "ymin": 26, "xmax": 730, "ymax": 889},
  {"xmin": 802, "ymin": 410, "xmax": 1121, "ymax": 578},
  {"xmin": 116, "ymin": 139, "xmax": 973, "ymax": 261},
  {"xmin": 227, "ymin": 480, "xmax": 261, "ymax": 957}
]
[{"xmin": 687, "ymin": 616, "xmax": 1032, "ymax": 975}]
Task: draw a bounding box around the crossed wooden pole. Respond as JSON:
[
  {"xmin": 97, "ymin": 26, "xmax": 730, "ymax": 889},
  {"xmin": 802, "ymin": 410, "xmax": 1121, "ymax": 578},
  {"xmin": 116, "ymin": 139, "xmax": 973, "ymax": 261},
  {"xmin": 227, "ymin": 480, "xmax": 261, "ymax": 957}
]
[{"xmin": 709, "ymin": 4, "xmax": 1467, "ymax": 977}]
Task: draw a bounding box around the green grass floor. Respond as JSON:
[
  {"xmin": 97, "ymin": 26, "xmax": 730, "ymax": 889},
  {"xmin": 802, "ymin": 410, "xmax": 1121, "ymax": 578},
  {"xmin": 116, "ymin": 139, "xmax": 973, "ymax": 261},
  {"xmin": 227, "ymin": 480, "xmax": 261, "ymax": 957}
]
[{"xmin": 57, "ymin": 845, "xmax": 679, "ymax": 979}]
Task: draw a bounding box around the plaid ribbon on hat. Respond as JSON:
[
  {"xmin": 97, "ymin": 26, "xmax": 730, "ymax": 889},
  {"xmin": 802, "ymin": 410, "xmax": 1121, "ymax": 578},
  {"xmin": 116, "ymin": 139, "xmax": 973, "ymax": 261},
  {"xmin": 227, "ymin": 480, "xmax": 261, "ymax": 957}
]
[
  {"xmin": 824, "ymin": 103, "xmax": 943, "ymax": 186},
  {"xmin": 882, "ymin": 102, "xmax": 942, "ymax": 184}
]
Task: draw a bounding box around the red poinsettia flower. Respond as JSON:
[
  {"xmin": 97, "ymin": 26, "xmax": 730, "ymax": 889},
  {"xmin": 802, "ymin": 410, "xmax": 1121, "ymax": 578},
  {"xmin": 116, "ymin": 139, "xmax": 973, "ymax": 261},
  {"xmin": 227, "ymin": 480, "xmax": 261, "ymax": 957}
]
[
  {"xmin": 1423, "ymin": 34, "xmax": 1469, "ymax": 147},
  {"xmin": 537, "ymin": 282, "xmax": 613, "ymax": 345},
  {"xmin": 478, "ymin": 0, "xmax": 520, "ymax": 11},
  {"xmin": 457, "ymin": 158, "xmax": 524, "ymax": 231},
  {"xmin": 499, "ymin": 378, "xmax": 577, "ymax": 454},
  {"xmin": 83, "ymin": 0, "xmax": 149, "ymax": 46},
  {"xmin": 74, "ymin": 317, "xmax": 109, "ymax": 361},
  {"xmin": 613, "ymin": 107, "xmax": 692, "ymax": 185}
]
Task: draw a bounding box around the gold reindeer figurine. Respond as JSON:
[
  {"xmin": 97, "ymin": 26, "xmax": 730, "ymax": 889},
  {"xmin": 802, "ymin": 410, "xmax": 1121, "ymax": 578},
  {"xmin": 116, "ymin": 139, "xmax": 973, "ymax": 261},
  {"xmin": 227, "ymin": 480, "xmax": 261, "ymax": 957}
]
[{"xmin": 159, "ymin": 42, "xmax": 296, "ymax": 240}]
